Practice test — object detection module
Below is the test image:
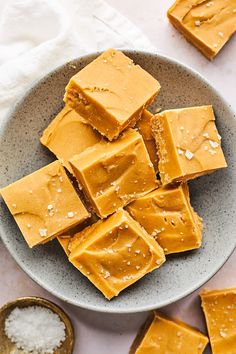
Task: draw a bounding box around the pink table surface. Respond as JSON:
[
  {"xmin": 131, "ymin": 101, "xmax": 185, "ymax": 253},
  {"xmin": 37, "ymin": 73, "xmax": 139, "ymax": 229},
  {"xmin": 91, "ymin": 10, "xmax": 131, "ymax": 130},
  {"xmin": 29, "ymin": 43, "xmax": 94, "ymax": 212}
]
[{"xmin": 1, "ymin": 1, "xmax": 236, "ymax": 353}]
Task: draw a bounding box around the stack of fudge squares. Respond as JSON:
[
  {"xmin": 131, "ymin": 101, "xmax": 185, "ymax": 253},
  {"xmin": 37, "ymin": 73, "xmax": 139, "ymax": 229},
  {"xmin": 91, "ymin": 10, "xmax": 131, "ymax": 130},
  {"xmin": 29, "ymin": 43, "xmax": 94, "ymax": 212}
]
[{"xmin": 1, "ymin": 49, "xmax": 227, "ymax": 300}]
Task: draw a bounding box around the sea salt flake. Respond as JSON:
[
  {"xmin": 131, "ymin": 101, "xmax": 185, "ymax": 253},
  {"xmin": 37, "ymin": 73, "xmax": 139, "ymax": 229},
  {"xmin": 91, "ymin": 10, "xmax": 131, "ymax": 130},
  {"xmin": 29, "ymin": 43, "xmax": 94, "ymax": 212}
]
[
  {"xmin": 209, "ymin": 149, "xmax": 216, "ymax": 155},
  {"xmin": 177, "ymin": 149, "xmax": 184, "ymax": 155},
  {"xmin": 136, "ymin": 266, "xmax": 141, "ymax": 270},
  {"xmin": 38, "ymin": 228, "xmax": 47, "ymax": 237},
  {"xmin": 203, "ymin": 132, "xmax": 209, "ymax": 138},
  {"xmin": 218, "ymin": 32, "xmax": 224, "ymax": 37},
  {"xmin": 12, "ymin": 203, "xmax": 17, "ymax": 208},
  {"xmin": 185, "ymin": 150, "xmax": 194, "ymax": 160},
  {"xmin": 209, "ymin": 140, "xmax": 219, "ymax": 148},
  {"xmin": 47, "ymin": 204, "xmax": 53, "ymax": 210},
  {"xmin": 135, "ymin": 250, "xmax": 141, "ymax": 254},
  {"xmin": 104, "ymin": 271, "xmax": 110, "ymax": 279},
  {"xmin": 67, "ymin": 212, "xmax": 75, "ymax": 218},
  {"xmin": 219, "ymin": 330, "xmax": 227, "ymax": 338},
  {"xmin": 195, "ymin": 20, "xmax": 201, "ymax": 26},
  {"xmin": 57, "ymin": 188, "xmax": 62, "ymax": 193}
]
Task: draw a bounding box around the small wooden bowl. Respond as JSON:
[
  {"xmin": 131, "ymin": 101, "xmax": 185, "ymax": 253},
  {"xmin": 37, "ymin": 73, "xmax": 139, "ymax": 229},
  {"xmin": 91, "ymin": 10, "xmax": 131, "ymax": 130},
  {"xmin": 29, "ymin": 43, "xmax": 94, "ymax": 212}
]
[{"xmin": 0, "ymin": 297, "xmax": 74, "ymax": 354}]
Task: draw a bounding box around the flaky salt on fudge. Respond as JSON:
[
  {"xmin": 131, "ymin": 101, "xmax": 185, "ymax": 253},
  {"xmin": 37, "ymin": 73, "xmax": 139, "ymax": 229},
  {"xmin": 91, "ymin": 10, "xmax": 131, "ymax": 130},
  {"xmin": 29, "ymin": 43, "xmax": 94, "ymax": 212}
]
[
  {"xmin": 64, "ymin": 49, "xmax": 161, "ymax": 140},
  {"xmin": 200, "ymin": 288, "xmax": 236, "ymax": 354},
  {"xmin": 67, "ymin": 209, "xmax": 165, "ymax": 300},
  {"xmin": 167, "ymin": 0, "xmax": 236, "ymax": 60},
  {"xmin": 69, "ymin": 129, "xmax": 158, "ymax": 218},
  {"xmin": 130, "ymin": 312, "xmax": 208, "ymax": 354},
  {"xmin": 152, "ymin": 105, "xmax": 227, "ymax": 185},
  {"xmin": 127, "ymin": 183, "xmax": 202, "ymax": 255},
  {"xmin": 0, "ymin": 161, "xmax": 89, "ymax": 247}
]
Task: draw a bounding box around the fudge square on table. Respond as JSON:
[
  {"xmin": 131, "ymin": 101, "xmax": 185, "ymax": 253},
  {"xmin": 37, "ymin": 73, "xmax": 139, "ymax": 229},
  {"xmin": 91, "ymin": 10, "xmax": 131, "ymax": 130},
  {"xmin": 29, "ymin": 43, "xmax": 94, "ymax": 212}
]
[
  {"xmin": 167, "ymin": 0, "xmax": 236, "ymax": 60},
  {"xmin": 127, "ymin": 183, "xmax": 202, "ymax": 255},
  {"xmin": 68, "ymin": 209, "xmax": 165, "ymax": 300},
  {"xmin": 130, "ymin": 312, "xmax": 208, "ymax": 354},
  {"xmin": 70, "ymin": 129, "xmax": 158, "ymax": 218},
  {"xmin": 152, "ymin": 105, "xmax": 227, "ymax": 185},
  {"xmin": 201, "ymin": 288, "xmax": 236, "ymax": 354},
  {"xmin": 64, "ymin": 48, "xmax": 161, "ymax": 140},
  {"xmin": 0, "ymin": 161, "xmax": 89, "ymax": 247}
]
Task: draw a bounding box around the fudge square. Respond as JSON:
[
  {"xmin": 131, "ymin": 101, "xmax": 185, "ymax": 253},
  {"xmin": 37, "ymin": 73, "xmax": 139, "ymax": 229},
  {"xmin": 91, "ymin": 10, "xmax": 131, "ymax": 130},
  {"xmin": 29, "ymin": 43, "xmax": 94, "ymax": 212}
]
[
  {"xmin": 127, "ymin": 183, "xmax": 202, "ymax": 255},
  {"xmin": 69, "ymin": 129, "xmax": 158, "ymax": 218},
  {"xmin": 0, "ymin": 161, "xmax": 89, "ymax": 248},
  {"xmin": 201, "ymin": 288, "xmax": 236, "ymax": 354},
  {"xmin": 168, "ymin": 0, "xmax": 236, "ymax": 60},
  {"xmin": 130, "ymin": 312, "xmax": 209, "ymax": 354},
  {"xmin": 135, "ymin": 110, "xmax": 158, "ymax": 172},
  {"xmin": 64, "ymin": 49, "xmax": 161, "ymax": 141},
  {"xmin": 68, "ymin": 209, "xmax": 165, "ymax": 300},
  {"xmin": 152, "ymin": 105, "xmax": 227, "ymax": 185},
  {"xmin": 40, "ymin": 105, "xmax": 101, "ymax": 174}
]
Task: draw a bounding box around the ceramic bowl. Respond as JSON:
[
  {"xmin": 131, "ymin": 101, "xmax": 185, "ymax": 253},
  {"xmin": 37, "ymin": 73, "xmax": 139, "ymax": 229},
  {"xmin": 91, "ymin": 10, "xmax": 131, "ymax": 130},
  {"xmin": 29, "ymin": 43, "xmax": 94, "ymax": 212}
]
[{"xmin": 0, "ymin": 51, "xmax": 235, "ymax": 313}]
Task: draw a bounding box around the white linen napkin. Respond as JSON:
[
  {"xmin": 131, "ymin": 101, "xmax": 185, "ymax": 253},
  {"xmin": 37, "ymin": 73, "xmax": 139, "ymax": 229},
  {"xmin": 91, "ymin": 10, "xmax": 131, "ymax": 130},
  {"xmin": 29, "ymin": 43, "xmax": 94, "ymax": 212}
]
[{"xmin": 0, "ymin": 0, "xmax": 155, "ymax": 120}]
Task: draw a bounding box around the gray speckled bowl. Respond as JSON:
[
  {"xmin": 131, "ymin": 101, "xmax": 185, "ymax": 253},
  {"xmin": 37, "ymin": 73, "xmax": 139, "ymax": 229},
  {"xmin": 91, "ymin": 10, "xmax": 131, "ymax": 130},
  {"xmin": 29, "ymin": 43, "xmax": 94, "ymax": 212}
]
[{"xmin": 0, "ymin": 51, "xmax": 235, "ymax": 313}]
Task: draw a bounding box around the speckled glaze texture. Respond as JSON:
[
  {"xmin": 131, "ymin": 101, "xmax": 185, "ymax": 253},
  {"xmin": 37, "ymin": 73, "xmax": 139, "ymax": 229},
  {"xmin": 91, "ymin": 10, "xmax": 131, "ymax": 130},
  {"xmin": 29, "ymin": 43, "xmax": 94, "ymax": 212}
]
[{"xmin": 0, "ymin": 52, "xmax": 235, "ymax": 313}]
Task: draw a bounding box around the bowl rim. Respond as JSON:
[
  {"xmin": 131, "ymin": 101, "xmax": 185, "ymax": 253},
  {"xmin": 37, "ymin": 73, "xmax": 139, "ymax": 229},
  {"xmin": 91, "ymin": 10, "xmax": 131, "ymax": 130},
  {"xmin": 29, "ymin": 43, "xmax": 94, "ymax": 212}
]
[{"xmin": 0, "ymin": 49, "xmax": 235, "ymax": 313}]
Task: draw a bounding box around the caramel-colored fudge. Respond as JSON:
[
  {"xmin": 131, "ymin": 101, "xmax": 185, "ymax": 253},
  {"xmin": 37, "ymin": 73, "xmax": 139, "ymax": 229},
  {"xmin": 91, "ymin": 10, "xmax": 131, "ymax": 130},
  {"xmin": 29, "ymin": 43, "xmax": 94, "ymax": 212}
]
[
  {"xmin": 57, "ymin": 236, "xmax": 71, "ymax": 256},
  {"xmin": 135, "ymin": 110, "xmax": 158, "ymax": 172},
  {"xmin": 201, "ymin": 288, "xmax": 236, "ymax": 354},
  {"xmin": 0, "ymin": 161, "xmax": 89, "ymax": 247},
  {"xmin": 152, "ymin": 105, "xmax": 227, "ymax": 185},
  {"xmin": 70, "ymin": 129, "xmax": 158, "ymax": 218},
  {"xmin": 64, "ymin": 49, "xmax": 161, "ymax": 140},
  {"xmin": 127, "ymin": 183, "xmax": 202, "ymax": 255},
  {"xmin": 168, "ymin": 0, "xmax": 236, "ymax": 60},
  {"xmin": 68, "ymin": 209, "xmax": 165, "ymax": 300},
  {"xmin": 130, "ymin": 312, "xmax": 209, "ymax": 354},
  {"xmin": 40, "ymin": 105, "xmax": 101, "ymax": 174}
]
